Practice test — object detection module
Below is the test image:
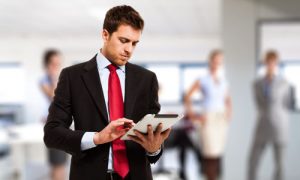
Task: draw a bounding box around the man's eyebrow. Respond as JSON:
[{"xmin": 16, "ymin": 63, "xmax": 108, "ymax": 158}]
[
  {"xmin": 119, "ymin": 36, "xmax": 127, "ymax": 39},
  {"xmin": 119, "ymin": 37, "xmax": 139, "ymax": 44}
]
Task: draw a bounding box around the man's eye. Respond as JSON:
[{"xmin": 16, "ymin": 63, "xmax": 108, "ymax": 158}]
[{"xmin": 120, "ymin": 39, "xmax": 127, "ymax": 43}]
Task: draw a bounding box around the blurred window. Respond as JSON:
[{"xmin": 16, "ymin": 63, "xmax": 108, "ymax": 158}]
[
  {"xmin": 141, "ymin": 63, "xmax": 207, "ymax": 105},
  {"xmin": 0, "ymin": 63, "xmax": 25, "ymax": 104}
]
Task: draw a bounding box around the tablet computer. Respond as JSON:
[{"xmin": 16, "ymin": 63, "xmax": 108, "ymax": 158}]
[{"xmin": 121, "ymin": 114, "xmax": 184, "ymax": 140}]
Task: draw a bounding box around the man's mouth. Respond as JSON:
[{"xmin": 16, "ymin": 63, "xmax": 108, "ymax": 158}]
[{"xmin": 120, "ymin": 55, "xmax": 130, "ymax": 60}]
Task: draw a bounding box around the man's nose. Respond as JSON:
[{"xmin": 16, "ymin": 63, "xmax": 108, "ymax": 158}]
[{"xmin": 124, "ymin": 44, "xmax": 133, "ymax": 54}]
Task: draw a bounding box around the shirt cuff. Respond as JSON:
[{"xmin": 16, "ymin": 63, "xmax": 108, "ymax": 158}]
[
  {"xmin": 146, "ymin": 147, "xmax": 161, "ymax": 156},
  {"xmin": 81, "ymin": 132, "xmax": 97, "ymax": 151}
]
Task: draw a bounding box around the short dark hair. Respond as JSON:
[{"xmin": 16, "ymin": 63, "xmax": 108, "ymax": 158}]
[
  {"xmin": 43, "ymin": 49, "xmax": 60, "ymax": 68},
  {"xmin": 103, "ymin": 5, "xmax": 144, "ymax": 34},
  {"xmin": 265, "ymin": 50, "xmax": 279, "ymax": 62}
]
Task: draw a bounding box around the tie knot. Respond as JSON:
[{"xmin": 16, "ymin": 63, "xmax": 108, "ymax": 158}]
[{"xmin": 107, "ymin": 64, "xmax": 118, "ymax": 72}]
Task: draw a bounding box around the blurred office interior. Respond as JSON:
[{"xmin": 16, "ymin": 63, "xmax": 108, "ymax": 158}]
[{"xmin": 0, "ymin": 0, "xmax": 300, "ymax": 179}]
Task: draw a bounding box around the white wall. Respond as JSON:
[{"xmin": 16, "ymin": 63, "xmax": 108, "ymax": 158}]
[{"xmin": 223, "ymin": 0, "xmax": 300, "ymax": 179}]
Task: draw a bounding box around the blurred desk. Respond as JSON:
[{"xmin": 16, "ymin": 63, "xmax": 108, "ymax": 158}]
[
  {"xmin": 8, "ymin": 123, "xmax": 44, "ymax": 144},
  {"xmin": 7, "ymin": 122, "xmax": 47, "ymax": 180}
]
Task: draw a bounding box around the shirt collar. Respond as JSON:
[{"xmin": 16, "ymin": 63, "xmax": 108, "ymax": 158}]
[
  {"xmin": 96, "ymin": 50, "xmax": 126, "ymax": 73},
  {"xmin": 264, "ymin": 74, "xmax": 278, "ymax": 83}
]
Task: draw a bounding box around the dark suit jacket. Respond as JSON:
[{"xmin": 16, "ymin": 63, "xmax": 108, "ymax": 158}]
[{"xmin": 44, "ymin": 55, "xmax": 162, "ymax": 180}]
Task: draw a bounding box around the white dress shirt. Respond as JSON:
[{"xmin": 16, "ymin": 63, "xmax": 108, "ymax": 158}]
[{"xmin": 81, "ymin": 52, "xmax": 160, "ymax": 170}]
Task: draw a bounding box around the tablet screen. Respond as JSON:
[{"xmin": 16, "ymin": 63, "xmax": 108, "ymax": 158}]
[{"xmin": 154, "ymin": 114, "xmax": 178, "ymax": 118}]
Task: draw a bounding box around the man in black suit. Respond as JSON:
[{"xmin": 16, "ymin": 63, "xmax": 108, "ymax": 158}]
[{"xmin": 44, "ymin": 5, "xmax": 171, "ymax": 180}]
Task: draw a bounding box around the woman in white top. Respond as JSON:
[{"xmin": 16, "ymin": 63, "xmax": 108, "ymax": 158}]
[{"xmin": 185, "ymin": 50, "xmax": 232, "ymax": 180}]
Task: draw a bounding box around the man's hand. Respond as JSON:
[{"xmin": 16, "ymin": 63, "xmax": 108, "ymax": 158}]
[
  {"xmin": 93, "ymin": 118, "xmax": 134, "ymax": 145},
  {"xmin": 128, "ymin": 123, "xmax": 171, "ymax": 153}
]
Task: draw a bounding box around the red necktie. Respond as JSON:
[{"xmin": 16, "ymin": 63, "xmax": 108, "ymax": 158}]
[{"xmin": 107, "ymin": 64, "xmax": 129, "ymax": 179}]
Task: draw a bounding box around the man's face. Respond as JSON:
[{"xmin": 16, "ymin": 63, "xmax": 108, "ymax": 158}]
[
  {"xmin": 265, "ymin": 58, "xmax": 278, "ymax": 75},
  {"xmin": 102, "ymin": 24, "xmax": 141, "ymax": 66}
]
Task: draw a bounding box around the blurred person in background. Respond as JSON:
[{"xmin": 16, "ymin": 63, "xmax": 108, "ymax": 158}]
[
  {"xmin": 173, "ymin": 113, "xmax": 202, "ymax": 180},
  {"xmin": 248, "ymin": 50, "xmax": 295, "ymax": 180},
  {"xmin": 40, "ymin": 49, "xmax": 67, "ymax": 180},
  {"xmin": 185, "ymin": 50, "xmax": 232, "ymax": 180}
]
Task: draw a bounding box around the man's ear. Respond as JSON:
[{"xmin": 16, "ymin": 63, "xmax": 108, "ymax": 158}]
[{"xmin": 102, "ymin": 29, "xmax": 110, "ymax": 42}]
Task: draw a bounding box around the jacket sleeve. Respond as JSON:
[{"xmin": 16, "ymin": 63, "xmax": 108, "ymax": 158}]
[
  {"xmin": 253, "ymin": 80, "xmax": 263, "ymax": 110},
  {"xmin": 287, "ymin": 85, "xmax": 296, "ymax": 111},
  {"xmin": 146, "ymin": 72, "xmax": 163, "ymax": 163},
  {"xmin": 147, "ymin": 147, "xmax": 163, "ymax": 164},
  {"xmin": 43, "ymin": 68, "xmax": 85, "ymax": 156}
]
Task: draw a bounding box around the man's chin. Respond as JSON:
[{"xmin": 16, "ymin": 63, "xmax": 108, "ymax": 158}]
[{"xmin": 116, "ymin": 60, "xmax": 128, "ymax": 66}]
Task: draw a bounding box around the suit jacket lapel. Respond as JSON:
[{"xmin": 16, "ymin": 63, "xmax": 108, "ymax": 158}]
[
  {"xmin": 124, "ymin": 63, "xmax": 138, "ymax": 120},
  {"xmin": 259, "ymin": 79, "xmax": 266, "ymax": 102},
  {"xmin": 81, "ymin": 56, "xmax": 109, "ymax": 123}
]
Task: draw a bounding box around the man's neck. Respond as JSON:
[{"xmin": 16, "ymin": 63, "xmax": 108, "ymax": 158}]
[
  {"xmin": 100, "ymin": 48, "xmax": 113, "ymax": 64},
  {"xmin": 265, "ymin": 72, "xmax": 275, "ymax": 82}
]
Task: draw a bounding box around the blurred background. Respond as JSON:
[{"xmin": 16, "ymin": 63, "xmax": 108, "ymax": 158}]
[{"xmin": 0, "ymin": 0, "xmax": 300, "ymax": 180}]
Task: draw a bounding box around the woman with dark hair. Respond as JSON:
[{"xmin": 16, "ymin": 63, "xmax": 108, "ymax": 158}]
[{"xmin": 40, "ymin": 49, "xmax": 67, "ymax": 180}]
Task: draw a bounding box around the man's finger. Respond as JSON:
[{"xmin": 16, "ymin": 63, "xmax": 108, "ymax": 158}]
[
  {"xmin": 121, "ymin": 118, "xmax": 134, "ymax": 123},
  {"xmin": 154, "ymin": 123, "xmax": 163, "ymax": 136},
  {"xmin": 112, "ymin": 120, "xmax": 128, "ymax": 127},
  {"xmin": 147, "ymin": 125, "xmax": 154, "ymax": 140},
  {"xmin": 114, "ymin": 118, "xmax": 133, "ymax": 124},
  {"xmin": 162, "ymin": 128, "xmax": 172, "ymax": 139},
  {"xmin": 133, "ymin": 130, "xmax": 146, "ymax": 142},
  {"xmin": 123, "ymin": 122, "xmax": 134, "ymax": 128}
]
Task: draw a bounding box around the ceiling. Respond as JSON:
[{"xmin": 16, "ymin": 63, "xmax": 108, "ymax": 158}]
[{"xmin": 0, "ymin": 0, "xmax": 221, "ymax": 38}]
